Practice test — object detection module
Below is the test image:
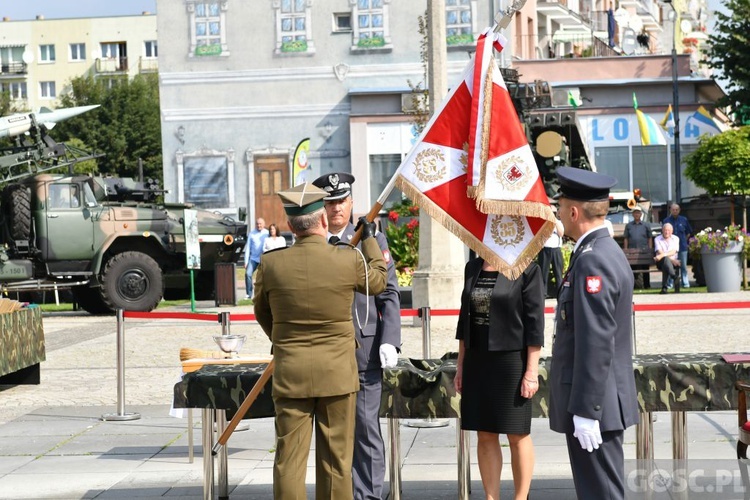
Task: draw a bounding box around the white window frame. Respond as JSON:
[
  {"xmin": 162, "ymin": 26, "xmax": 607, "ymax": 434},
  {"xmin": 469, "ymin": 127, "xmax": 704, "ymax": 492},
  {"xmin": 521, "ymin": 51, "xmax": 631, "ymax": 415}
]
[
  {"xmin": 69, "ymin": 43, "xmax": 86, "ymax": 62},
  {"xmin": 273, "ymin": 0, "xmax": 316, "ymax": 55},
  {"xmin": 6, "ymin": 82, "xmax": 27, "ymax": 100},
  {"xmin": 445, "ymin": 0, "xmax": 477, "ymax": 47},
  {"xmin": 39, "ymin": 81, "xmax": 56, "ymax": 99},
  {"xmin": 186, "ymin": 1, "xmax": 230, "ymax": 57},
  {"xmin": 350, "ymin": 0, "xmax": 391, "ymax": 51},
  {"xmin": 144, "ymin": 40, "xmax": 158, "ymax": 58},
  {"xmin": 333, "ymin": 12, "xmax": 352, "ymax": 32},
  {"xmin": 39, "ymin": 44, "xmax": 56, "ymax": 63}
]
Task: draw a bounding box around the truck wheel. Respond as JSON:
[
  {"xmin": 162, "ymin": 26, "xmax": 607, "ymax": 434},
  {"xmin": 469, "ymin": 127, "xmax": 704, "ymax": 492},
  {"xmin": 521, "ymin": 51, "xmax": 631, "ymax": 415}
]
[
  {"xmin": 100, "ymin": 251, "xmax": 163, "ymax": 312},
  {"xmin": 3, "ymin": 184, "xmax": 32, "ymax": 241},
  {"xmin": 72, "ymin": 286, "xmax": 112, "ymax": 315}
]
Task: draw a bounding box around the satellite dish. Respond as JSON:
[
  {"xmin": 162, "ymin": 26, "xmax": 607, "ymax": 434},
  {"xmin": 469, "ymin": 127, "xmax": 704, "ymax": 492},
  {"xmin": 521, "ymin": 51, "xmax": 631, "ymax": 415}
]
[
  {"xmin": 613, "ymin": 7, "xmax": 629, "ymax": 26},
  {"xmin": 621, "ymin": 28, "xmax": 637, "ymax": 55},
  {"xmin": 680, "ymin": 19, "xmax": 693, "ymax": 34},
  {"xmin": 536, "ymin": 131, "xmax": 564, "ymax": 158},
  {"xmin": 22, "ymin": 51, "xmax": 33, "ymax": 64}
]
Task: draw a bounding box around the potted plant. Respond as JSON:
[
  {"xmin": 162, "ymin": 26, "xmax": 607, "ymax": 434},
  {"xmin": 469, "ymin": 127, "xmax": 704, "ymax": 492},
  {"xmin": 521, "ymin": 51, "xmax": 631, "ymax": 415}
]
[{"xmin": 688, "ymin": 224, "xmax": 750, "ymax": 292}]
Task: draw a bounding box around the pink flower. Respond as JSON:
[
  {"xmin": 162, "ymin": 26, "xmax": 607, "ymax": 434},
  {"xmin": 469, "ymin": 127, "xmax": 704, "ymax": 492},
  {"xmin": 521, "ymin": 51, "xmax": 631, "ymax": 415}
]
[
  {"xmin": 406, "ymin": 219, "xmax": 419, "ymax": 230},
  {"xmin": 406, "ymin": 232, "xmax": 413, "ymax": 239}
]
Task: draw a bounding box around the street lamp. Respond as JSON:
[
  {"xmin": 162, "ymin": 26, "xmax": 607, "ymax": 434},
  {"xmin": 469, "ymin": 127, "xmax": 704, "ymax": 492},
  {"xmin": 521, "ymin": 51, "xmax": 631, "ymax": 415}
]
[{"xmin": 665, "ymin": 0, "xmax": 682, "ymax": 203}]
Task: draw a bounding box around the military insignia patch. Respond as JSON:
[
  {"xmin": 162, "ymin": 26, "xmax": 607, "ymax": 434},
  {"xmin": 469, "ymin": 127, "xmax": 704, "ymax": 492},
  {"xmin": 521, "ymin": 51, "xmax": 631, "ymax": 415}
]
[
  {"xmin": 383, "ymin": 249, "xmax": 392, "ymax": 264},
  {"xmin": 586, "ymin": 276, "xmax": 602, "ymax": 294}
]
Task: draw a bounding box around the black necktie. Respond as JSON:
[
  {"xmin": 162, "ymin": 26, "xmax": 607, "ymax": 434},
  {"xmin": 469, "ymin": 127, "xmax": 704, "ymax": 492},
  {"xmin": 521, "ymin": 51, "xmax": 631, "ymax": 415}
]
[{"xmin": 329, "ymin": 236, "xmax": 340, "ymax": 245}]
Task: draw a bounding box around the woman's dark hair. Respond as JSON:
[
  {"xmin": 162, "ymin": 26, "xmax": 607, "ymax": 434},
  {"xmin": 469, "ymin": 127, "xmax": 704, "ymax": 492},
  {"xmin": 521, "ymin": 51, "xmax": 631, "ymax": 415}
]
[{"xmin": 268, "ymin": 223, "xmax": 279, "ymax": 236}]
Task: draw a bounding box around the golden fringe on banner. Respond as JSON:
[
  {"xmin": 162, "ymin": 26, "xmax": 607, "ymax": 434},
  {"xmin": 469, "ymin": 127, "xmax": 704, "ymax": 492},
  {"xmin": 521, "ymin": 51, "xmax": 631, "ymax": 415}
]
[
  {"xmin": 471, "ymin": 57, "xmax": 495, "ymax": 203},
  {"xmin": 395, "ymin": 176, "xmax": 555, "ymax": 280}
]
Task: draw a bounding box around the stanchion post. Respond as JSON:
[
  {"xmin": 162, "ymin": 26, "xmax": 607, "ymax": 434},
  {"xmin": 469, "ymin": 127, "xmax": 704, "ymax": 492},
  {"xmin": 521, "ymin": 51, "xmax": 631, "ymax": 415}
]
[
  {"xmin": 220, "ymin": 311, "xmax": 230, "ymax": 336},
  {"xmin": 102, "ymin": 309, "xmax": 140, "ymax": 421},
  {"xmin": 457, "ymin": 423, "xmax": 471, "ymax": 499},
  {"xmin": 202, "ymin": 409, "xmax": 215, "ymax": 500},
  {"xmin": 388, "ymin": 417, "xmax": 401, "ymax": 500},
  {"xmin": 216, "ymin": 410, "xmax": 229, "ymax": 499}
]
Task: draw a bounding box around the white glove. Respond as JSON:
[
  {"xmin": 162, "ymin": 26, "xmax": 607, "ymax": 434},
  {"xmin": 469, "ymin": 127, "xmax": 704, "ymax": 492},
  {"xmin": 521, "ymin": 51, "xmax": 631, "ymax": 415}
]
[
  {"xmin": 573, "ymin": 415, "xmax": 602, "ymax": 452},
  {"xmin": 379, "ymin": 343, "xmax": 398, "ymax": 368}
]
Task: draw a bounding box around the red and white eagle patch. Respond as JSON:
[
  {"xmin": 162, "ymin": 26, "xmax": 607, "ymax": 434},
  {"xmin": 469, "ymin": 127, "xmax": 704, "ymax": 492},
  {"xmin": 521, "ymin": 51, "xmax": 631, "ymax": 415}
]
[
  {"xmin": 382, "ymin": 249, "xmax": 392, "ymax": 264},
  {"xmin": 586, "ymin": 276, "xmax": 602, "ymax": 294}
]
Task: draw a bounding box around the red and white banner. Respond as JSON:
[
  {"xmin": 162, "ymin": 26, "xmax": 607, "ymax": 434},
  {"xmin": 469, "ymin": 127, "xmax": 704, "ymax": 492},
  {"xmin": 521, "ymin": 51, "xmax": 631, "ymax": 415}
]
[{"xmin": 394, "ymin": 30, "xmax": 554, "ymax": 278}]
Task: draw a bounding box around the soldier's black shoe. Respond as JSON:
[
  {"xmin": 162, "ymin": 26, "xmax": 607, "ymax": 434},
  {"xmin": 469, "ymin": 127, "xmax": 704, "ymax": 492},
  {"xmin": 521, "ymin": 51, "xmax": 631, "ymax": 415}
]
[{"xmin": 660, "ymin": 287, "xmax": 668, "ymax": 294}]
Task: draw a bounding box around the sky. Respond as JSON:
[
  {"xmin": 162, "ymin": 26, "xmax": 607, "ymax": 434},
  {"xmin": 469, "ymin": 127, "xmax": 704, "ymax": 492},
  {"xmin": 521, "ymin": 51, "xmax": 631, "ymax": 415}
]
[{"xmin": 0, "ymin": 0, "xmax": 156, "ymax": 21}]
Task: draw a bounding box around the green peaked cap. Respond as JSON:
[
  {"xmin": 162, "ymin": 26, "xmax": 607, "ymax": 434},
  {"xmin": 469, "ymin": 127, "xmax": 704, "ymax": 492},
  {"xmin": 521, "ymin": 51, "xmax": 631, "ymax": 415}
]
[{"xmin": 278, "ymin": 183, "xmax": 328, "ymax": 216}]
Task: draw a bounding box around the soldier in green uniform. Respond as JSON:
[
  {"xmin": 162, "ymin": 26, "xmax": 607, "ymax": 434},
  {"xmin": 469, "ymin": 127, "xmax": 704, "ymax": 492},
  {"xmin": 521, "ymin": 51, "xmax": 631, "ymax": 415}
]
[{"xmin": 253, "ymin": 183, "xmax": 388, "ymax": 500}]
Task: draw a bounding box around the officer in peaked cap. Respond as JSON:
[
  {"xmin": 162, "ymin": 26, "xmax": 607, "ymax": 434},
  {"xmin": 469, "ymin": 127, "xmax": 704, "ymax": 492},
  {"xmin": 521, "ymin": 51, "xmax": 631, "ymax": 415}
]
[
  {"xmin": 548, "ymin": 166, "xmax": 638, "ymax": 500},
  {"xmin": 554, "ymin": 166, "xmax": 616, "ymax": 202},
  {"xmin": 312, "ymin": 172, "xmax": 355, "ymax": 200},
  {"xmin": 312, "ymin": 171, "xmax": 401, "ymax": 500},
  {"xmin": 254, "ymin": 182, "xmax": 387, "ymax": 500}
]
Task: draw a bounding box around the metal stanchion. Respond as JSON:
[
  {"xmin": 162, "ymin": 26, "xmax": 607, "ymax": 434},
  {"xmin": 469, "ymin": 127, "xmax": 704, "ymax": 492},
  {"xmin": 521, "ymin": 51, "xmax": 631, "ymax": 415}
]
[
  {"xmin": 388, "ymin": 417, "xmax": 402, "ymax": 500},
  {"xmin": 102, "ymin": 309, "xmax": 141, "ymax": 421},
  {"xmin": 457, "ymin": 421, "xmax": 471, "ymax": 499},
  {"xmin": 220, "ymin": 311, "xmax": 230, "ymax": 335},
  {"xmin": 406, "ymin": 307, "xmax": 449, "ymax": 428}
]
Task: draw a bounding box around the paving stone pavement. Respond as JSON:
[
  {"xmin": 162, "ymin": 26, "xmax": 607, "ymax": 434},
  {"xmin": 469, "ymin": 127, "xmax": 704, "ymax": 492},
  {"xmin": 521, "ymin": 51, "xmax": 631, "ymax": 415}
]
[{"xmin": 1, "ymin": 287, "xmax": 750, "ymax": 499}]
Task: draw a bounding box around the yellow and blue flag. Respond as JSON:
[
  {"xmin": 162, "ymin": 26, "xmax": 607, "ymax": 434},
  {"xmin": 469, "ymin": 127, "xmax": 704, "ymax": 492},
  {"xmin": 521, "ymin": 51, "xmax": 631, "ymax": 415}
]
[
  {"xmin": 633, "ymin": 93, "xmax": 666, "ymax": 146},
  {"xmin": 689, "ymin": 105, "xmax": 721, "ymax": 133},
  {"xmin": 660, "ymin": 104, "xmax": 675, "ymax": 137}
]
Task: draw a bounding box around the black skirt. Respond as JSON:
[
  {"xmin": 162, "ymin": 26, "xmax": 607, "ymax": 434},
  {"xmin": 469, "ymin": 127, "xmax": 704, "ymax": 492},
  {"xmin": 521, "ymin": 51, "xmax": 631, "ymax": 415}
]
[{"xmin": 459, "ymin": 348, "xmax": 531, "ymax": 435}]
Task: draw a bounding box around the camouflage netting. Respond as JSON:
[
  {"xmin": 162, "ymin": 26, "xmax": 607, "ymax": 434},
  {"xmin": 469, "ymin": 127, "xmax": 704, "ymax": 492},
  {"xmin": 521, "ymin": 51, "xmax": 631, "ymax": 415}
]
[
  {"xmin": 174, "ymin": 353, "xmax": 750, "ymax": 419},
  {"xmin": 0, "ymin": 308, "xmax": 45, "ymax": 378}
]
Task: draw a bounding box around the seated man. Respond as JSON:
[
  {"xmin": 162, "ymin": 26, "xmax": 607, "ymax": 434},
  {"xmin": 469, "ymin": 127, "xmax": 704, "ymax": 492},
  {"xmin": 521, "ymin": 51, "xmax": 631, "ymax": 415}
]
[{"xmin": 654, "ymin": 223, "xmax": 681, "ymax": 294}]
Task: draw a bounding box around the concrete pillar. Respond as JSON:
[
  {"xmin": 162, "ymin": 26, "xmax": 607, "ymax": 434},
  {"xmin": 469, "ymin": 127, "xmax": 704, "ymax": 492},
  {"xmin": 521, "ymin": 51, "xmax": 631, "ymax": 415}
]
[{"xmin": 412, "ymin": 0, "xmax": 465, "ymax": 313}]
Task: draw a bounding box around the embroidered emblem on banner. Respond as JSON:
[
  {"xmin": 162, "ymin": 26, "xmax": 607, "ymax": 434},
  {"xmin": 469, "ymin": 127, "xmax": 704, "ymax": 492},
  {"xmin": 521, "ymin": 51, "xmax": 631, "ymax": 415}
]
[
  {"xmin": 490, "ymin": 215, "xmax": 525, "ymax": 247},
  {"xmin": 496, "ymin": 156, "xmax": 531, "ymax": 191},
  {"xmin": 413, "ymin": 148, "xmax": 447, "ymax": 183},
  {"xmin": 586, "ymin": 276, "xmax": 602, "ymax": 294}
]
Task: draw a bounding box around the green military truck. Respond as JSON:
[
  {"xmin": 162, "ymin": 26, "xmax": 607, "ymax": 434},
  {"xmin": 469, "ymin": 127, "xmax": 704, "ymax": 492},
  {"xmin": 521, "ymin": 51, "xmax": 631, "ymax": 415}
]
[
  {"xmin": 0, "ymin": 108, "xmax": 246, "ymax": 314},
  {"xmin": 0, "ymin": 173, "xmax": 245, "ymax": 314}
]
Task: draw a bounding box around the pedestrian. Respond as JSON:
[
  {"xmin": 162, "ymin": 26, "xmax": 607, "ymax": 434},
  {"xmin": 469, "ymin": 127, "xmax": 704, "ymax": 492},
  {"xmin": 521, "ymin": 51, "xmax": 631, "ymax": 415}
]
[
  {"xmin": 662, "ymin": 203, "xmax": 693, "ymax": 288},
  {"xmin": 453, "ymin": 256, "xmax": 544, "ymax": 500},
  {"xmin": 312, "ymin": 172, "xmax": 401, "ymax": 500},
  {"xmin": 253, "ymin": 183, "xmax": 388, "ymax": 500},
  {"xmin": 654, "ymin": 222, "xmax": 681, "ymax": 294},
  {"xmin": 262, "ymin": 223, "xmax": 286, "ymax": 253},
  {"xmin": 538, "ymin": 216, "xmax": 565, "ymax": 298},
  {"xmin": 548, "ymin": 166, "xmax": 639, "ymax": 500},
  {"xmin": 244, "ymin": 217, "xmax": 268, "ymax": 299},
  {"xmin": 623, "ymin": 205, "xmax": 653, "ymax": 289}
]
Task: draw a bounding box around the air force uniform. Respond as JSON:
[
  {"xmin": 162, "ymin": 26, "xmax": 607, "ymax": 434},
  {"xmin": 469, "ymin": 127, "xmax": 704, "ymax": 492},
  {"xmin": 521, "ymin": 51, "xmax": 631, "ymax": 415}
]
[{"xmin": 548, "ymin": 167, "xmax": 639, "ymax": 500}]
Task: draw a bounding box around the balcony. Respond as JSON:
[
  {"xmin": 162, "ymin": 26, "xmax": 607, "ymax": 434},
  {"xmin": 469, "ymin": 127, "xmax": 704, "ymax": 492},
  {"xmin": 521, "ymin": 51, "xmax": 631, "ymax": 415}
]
[
  {"xmin": 618, "ymin": 0, "xmax": 662, "ymax": 31},
  {"xmin": 96, "ymin": 57, "xmax": 128, "ymax": 74},
  {"xmin": 0, "ymin": 62, "xmax": 28, "ymax": 78},
  {"xmin": 138, "ymin": 57, "xmax": 158, "ymax": 73},
  {"xmin": 537, "ymin": 0, "xmax": 588, "ymax": 27}
]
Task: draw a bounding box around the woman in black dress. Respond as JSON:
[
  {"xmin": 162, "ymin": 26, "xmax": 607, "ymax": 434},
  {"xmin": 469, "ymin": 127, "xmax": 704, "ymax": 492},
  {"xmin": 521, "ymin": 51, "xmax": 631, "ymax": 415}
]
[{"xmin": 454, "ymin": 258, "xmax": 545, "ymax": 500}]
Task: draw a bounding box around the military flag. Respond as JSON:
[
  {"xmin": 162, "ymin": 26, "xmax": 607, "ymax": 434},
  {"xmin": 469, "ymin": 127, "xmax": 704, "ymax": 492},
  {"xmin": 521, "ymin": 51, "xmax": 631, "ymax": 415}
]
[
  {"xmin": 633, "ymin": 93, "xmax": 667, "ymax": 146},
  {"xmin": 393, "ymin": 28, "xmax": 554, "ymax": 278}
]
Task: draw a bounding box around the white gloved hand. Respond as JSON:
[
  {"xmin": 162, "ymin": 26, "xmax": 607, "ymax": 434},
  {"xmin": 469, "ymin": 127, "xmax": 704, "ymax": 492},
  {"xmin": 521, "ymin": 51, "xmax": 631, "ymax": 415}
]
[
  {"xmin": 379, "ymin": 343, "xmax": 398, "ymax": 368},
  {"xmin": 573, "ymin": 415, "xmax": 602, "ymax": 452}
]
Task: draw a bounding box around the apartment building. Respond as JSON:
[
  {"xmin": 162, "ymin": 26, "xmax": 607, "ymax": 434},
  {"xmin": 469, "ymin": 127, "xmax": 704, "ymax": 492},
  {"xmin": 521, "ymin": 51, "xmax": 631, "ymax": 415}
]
[
  {"xmin": 0, "ymin": 13, "xmax": 157, "ymax": 111},
  {"xmin": 155, "ymin": 0, "xmax": 723, "ymax": 224}
]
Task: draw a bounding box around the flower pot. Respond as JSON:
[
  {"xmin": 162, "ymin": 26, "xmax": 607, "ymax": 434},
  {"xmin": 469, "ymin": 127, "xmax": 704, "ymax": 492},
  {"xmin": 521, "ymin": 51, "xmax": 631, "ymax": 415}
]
[{"xmin": 701, "ymin": 242, "xmax": 743, "ymax": 293}]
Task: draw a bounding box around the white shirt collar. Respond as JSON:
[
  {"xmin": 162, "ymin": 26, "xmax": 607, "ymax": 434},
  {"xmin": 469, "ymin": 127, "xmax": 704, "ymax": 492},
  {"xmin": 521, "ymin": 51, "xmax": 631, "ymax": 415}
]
[{"xmin": 573, "ymin": 224, "xmax": 607, "ymax": 252}]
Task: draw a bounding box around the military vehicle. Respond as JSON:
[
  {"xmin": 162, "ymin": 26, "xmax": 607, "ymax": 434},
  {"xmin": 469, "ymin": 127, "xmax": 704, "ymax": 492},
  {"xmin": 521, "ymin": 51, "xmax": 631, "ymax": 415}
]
[{"xmin": 0, "ymin": 107, "xmax": 246, "ymax": 314}]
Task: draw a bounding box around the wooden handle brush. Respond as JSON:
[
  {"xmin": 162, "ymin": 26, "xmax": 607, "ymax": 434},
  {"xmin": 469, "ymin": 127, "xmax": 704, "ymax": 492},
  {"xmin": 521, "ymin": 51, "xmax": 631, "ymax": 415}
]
[{"xmin": 179, "ymin": 347, "xmax": 229, "ymax": 362}]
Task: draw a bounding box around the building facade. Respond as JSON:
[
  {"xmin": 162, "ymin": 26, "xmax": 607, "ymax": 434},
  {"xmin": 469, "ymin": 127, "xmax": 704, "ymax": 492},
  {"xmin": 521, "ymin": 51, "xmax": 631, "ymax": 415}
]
[
  {"xmin": 0, "ymin": 13, "xmax": 157, "ymax": 111},
  {"xmin": 156, "ymin": 0, "xmax": 724, "ymax": 224}
]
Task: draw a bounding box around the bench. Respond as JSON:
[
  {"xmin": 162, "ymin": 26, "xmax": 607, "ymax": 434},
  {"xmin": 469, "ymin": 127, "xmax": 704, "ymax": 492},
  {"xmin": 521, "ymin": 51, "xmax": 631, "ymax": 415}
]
[{"xmin": 623, "ymin": 248, "xmax": 657, "ymax": 289}]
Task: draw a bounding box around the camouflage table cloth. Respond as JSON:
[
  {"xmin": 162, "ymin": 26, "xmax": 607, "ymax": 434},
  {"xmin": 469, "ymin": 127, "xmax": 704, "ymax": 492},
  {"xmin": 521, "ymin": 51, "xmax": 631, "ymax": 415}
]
[
  {"xmin": 0, "ymin": 307, "xmax": 45, "ymax": 379},
  {"xmin": 173, "ymin": 353, "xmax": 750, "ymax": 419}
]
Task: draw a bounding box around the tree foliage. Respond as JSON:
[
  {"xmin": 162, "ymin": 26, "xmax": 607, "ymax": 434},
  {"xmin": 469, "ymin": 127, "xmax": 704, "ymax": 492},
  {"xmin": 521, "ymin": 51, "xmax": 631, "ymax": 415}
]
[
  {"xmin": 54, "ymin": 73, "xmax": 163, "ymax": 182},
  {"xmin": 706, "ymin": 0, "xmax": 750, "ymax": 123},
  {"xmin": 684, "ymin": 126, "xmax": 750, "ymax": 195}
]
